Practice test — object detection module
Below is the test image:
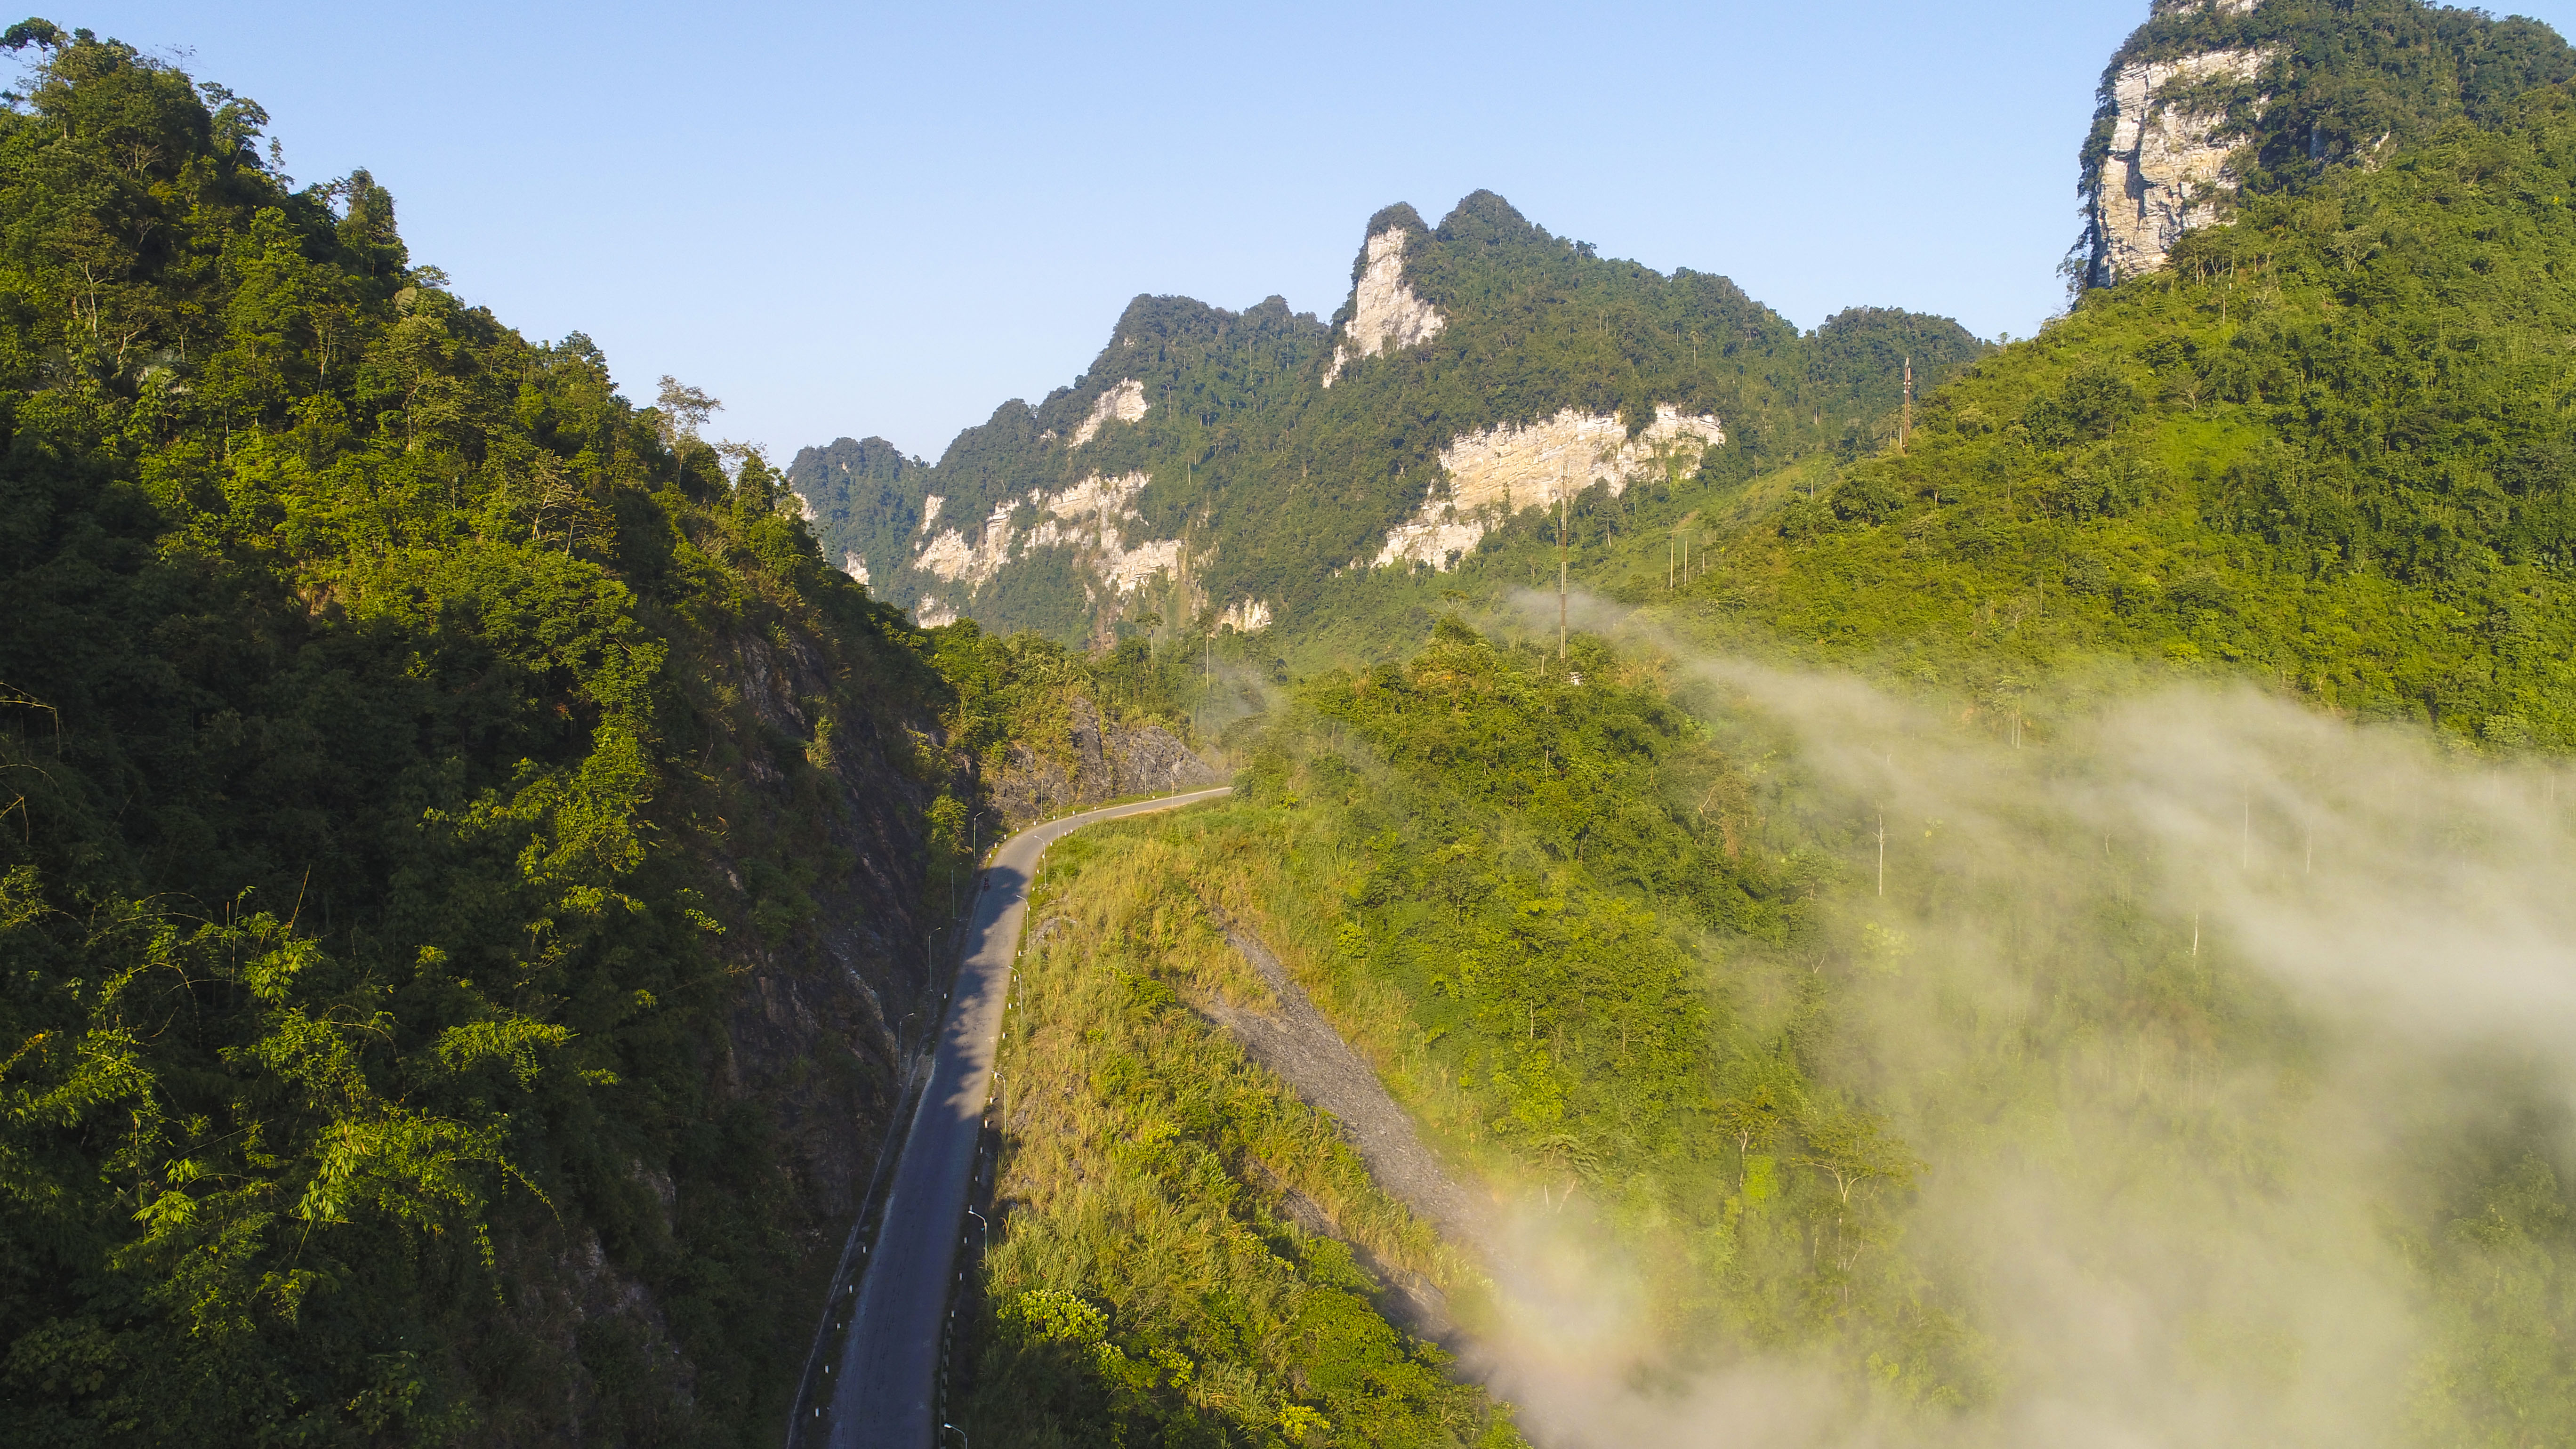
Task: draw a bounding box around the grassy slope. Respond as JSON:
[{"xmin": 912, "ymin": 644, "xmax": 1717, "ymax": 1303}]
[
  {"xmin": 958, "ymin": 819, "xmax": 1520, "ymax": 1449},
  {"xmin": 979, "ymin": 620, "xmax": 2576, "ymax": 1444}
]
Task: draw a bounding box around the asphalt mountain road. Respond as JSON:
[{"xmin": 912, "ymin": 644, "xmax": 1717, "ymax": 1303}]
[{"xmin": 823, "ymin": 785, "xmax": 1234, "ymax": 1449}]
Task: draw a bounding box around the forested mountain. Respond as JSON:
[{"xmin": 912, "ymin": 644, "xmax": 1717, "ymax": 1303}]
[
  {"xmin": 15, "ymin": 0, "xmax": 2576, "ymax": 1446},
  {"xmin": 0, "ymin": 24, "xmax": 993, "ymax": 1441},
  {"xmin": 1692, "ymin": 13, "xmax": 2576, "ymax": 749},
  {"xmin": 789, "ymin": 195, "xmax": 1985, "ymax": 649}
]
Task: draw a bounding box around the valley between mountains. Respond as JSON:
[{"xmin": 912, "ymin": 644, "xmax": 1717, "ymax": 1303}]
[{"xmin": 10, "ymin": 1, "xmax": 2576, "ymax": 1446}]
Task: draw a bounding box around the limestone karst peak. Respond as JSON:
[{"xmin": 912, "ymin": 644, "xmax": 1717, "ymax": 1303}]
[
  {"xmin": 789, "ymin": 190, "xmax": 1981, "ymax": 648},
  {"xmin": 1323, "ymin": 210, "xmax": 1445, "ymax": 387},
  {"xmin": 2081, "ymin": 0, "xmax": 2576, "ymax": 287},
  {"xmin": 2085, "ymin": 42, "xmax": 2271, "ymax": 285}
]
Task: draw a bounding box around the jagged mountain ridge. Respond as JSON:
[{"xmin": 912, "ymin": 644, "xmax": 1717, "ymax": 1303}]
[{"xmin": 790, "ymin": 191, "xmax": 1986, "ymax": 647}]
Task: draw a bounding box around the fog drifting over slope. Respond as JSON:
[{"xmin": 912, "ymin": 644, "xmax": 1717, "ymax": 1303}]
[{"xmin": 1473, "ymin": 615, "xmax": 2576, "ymax": 1445}]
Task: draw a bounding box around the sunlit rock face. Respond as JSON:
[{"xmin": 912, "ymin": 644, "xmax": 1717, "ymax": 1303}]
[
  {"xmin": 911, "ymin": 470, "xmax": 1183, "ymax": 599},
  {"xmin": 2089, "ymin": 43, "xmax": 2272, "ymax": 284},
  {"xmin": 2085, "ymin": 1, "xmax": 2274, "ymax": 285},
  {"xmin": 1323, "ymin": 228, "xmax": 1445, "ymax": 386},
  {"xmin": 1373, "ymin": 406, "xmax": 1724, "ymax": 572},
  {"xmin": 1217, "ymin": 596, "xmax": 1272, "ymax": 633},
  {"xmin": 1069, "ymin": 378, "xmax": 1148, "ymax": 447}
]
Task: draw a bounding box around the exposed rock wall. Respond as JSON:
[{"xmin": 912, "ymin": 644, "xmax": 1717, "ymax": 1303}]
[
  {"xmin": 1217, "ymin": 596, "xmax": 1273, "ymax": 634},
  {"xmin": 984, "ymin": 696, "xmax": 1221, "ymax": 829},
  {"xmin": 1374, "ymin": 406, "xmax": 1724, "ymax": 571},
  {"xmin": 910, "ymin": 469, "xmax": 1186, "ymax": 605},
  {"xmin": 544, "ymin": 621, "xmax": 958, "ymax": 1438},
  {"xmin": 1070, "ymin": 378, "xmax": 1150, "ymax": 447},
  {"xmin": 2090, "ymin": 45, "xmax": 2273, "ymax": 283},
  {"xmin": 1029, "ymin": 471, "xmax": 1183, "ymax": 595},
  {"xmin": 711, "ymin": 632, "xmax": 938, "ymax": 1228},
  {"xmin": 1323, "ymin": 229, "xmax": 1445, "ymax": 386},
  {"xmin": 915, "ymin": 499, "xmax": 1016, "ymax": 588},
  {"xmin": 1192, "ymin": 917, "xmax": 1473, "ymax": 1341}
]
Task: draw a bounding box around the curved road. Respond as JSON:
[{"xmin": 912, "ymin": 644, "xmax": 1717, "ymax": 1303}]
[{"xmin": 824, "ymin": 786, "xmax": 1234, "ymax": 1449}]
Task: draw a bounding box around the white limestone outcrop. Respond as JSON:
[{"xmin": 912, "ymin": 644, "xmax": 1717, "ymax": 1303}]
[
  {"xmin": 913, "ymin": 595, "xmax": 958, "ymax": 628},
  {"xmin": 918, "ymin": 495, "xmax": 944, "ymax": 533},
  {"xmin": 1323, "ymin": 229, "xmax": 1445, "ymax": 386},
  {"xmin": 2091, "ymin": 46, "xmax": 2273, "ymax": 283},
  {"xmin": 1217, "ymin": 597, "xmax": 1273, "ymax": 634},
  {"xmin": 1042, "ymin": 469, "xmax": 1149, "ymax": 523},
  {"xmin": 913, "ymin": 509, "xmax": 1001, "ymax": 586},
  {"xmin": 1100, "ymin": 537, "xmax": 1184, "ymax": 596},
  {"xmin": 910, "ymin": 470, "xmax": 1184, "ymax": 601},
  {"xmin": 1373, "ymin": 406, "xmax": 1724, "ymax": 572},
  {"xmin": 1070, "ymin": 379, "xmax": 1149, "ymax": 447},
  {"xmin": 842, "ymin": 552, "xmax": 869, "ymax": 585}
]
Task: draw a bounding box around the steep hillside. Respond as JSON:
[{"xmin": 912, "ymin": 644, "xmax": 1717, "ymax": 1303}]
[
  {"xmin": 0, "ymin": 27, "xmax": 987, "ymax": 1442},
  {"xmin": 793, "ymin": 433, "xmax": 929, "ymax": 588},
  {"xmin": 790, "ymin": 193, "xmax": 1985, "ymax": 651},
  {"xmin": 1676, "ymin": 72, "xmax": 2576, "ymax": 749}
]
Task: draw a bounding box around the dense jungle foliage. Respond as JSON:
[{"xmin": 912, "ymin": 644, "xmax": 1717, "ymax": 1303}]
[
  {"xmin": 788, "ymin": 193, "xmax": 1987, "ymax": 647},
  {"xmin": 1229, "ymin": 635, "xmax": 1952, "ymax": 1385},
  {"xmin": 20, "ymin": 0, "xmax": 2576, "ymax": 1442},
  {"xmin": 956, "ymin": 625, "xmax": 1946, "ymax": 1442},
  {"xmin": 0, "ymin": 26, "xmax": 987, "ymax": 1443}
]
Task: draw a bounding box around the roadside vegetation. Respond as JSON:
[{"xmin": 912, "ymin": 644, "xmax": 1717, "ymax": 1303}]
[{"xmin": 957, "ymin": 823, "xmax": 1520, "ymax": 1449}]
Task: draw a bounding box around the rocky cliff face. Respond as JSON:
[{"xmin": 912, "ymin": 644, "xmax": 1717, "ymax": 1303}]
[
  {"xmin": 1323, "ymin": 227, "xmax": 1446, "ymax": 386},
  {"xmin": 2088, "ymin": 44, "xmax": 2271, "ymax": 283},
  {"xmin": 702, "ymin": 628, "xmax": 939, "ymax": 1222},
  {"xmin": 982, "ymin": 696, "xmax": 1221, "ymax": 829},
  {"xmin": 1373, "ymin": 406, "xmax": 1724, "ymax": 572},
  {"xmin": 1069, "ymin": 378, "xmax": 1150, "ymax": 446},
  {"xmin": 907, "ymin": 467, "xmax": 1186, "ymax": 633}
]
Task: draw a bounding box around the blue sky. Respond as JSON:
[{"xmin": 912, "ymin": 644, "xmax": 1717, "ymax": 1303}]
[{"xmin": 48, "ymin": 1, "xmax": 2576, "ymax": 460}]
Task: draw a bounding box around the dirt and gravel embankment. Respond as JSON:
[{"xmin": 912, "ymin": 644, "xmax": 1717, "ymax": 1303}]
[
  {"xmin": 1189, "ymin": 917, "xmax": 1492, "ymax": 1344},
  {"xmin": 984, "ymin": 698, "xmax": 1220, "ymax": 830}
]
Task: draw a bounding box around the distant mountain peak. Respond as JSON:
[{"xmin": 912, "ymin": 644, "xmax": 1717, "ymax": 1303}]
[{"xmin": 788, "ymin": 192, "xmax": 1983, "ymax": 648}]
